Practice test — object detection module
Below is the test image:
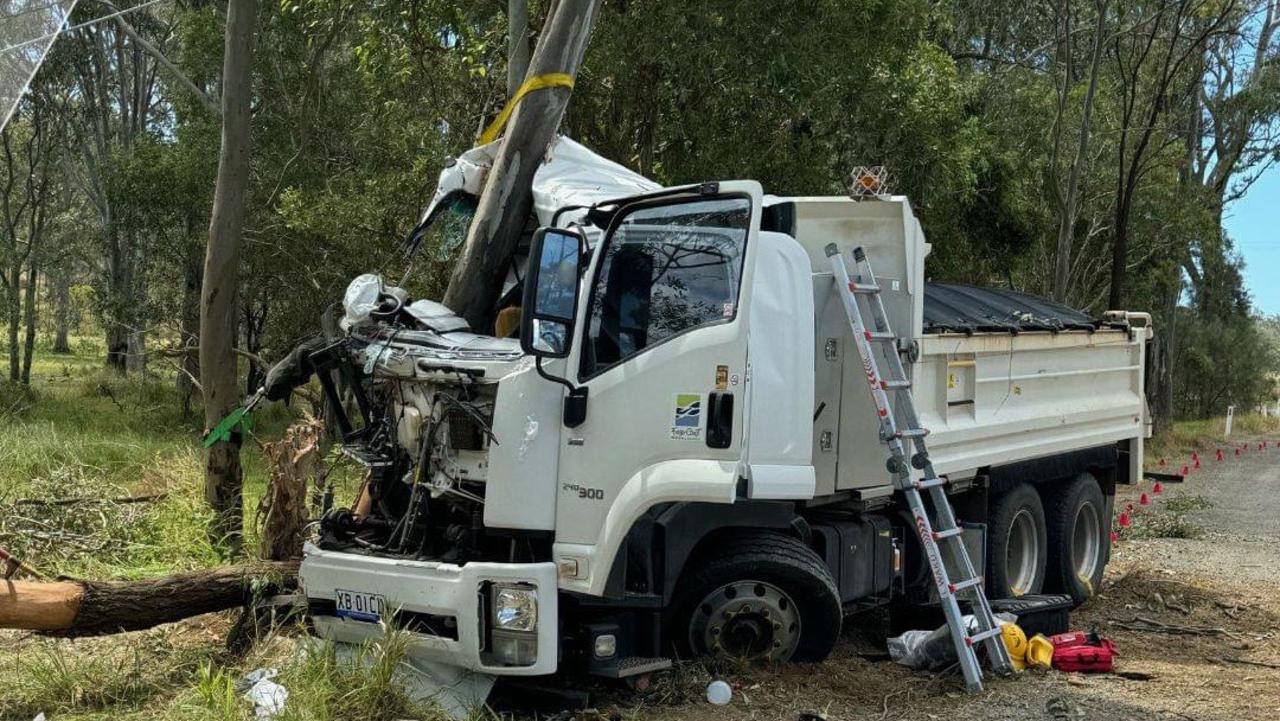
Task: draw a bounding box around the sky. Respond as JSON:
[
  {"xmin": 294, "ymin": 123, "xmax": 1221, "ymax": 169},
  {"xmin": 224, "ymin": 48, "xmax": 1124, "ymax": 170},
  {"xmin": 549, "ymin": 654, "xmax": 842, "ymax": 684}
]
[{"xmin": 1224, "ymin": 162, "xmax": 1280, "ymax": 317}]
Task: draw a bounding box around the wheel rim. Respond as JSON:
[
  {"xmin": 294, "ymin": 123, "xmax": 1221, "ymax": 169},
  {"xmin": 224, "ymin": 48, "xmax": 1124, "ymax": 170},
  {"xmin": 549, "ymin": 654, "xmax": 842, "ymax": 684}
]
[
  {"xmin": 1072, "ymin": 500, "xmax": 1101, "ymax": 583},
  {"xmin": 1006, "ymin": 509, "xmax": 1040, "ymax": 596},
  {"xmin": 689, "ymin": 581, "xmax": 801, "ymax": 661}
]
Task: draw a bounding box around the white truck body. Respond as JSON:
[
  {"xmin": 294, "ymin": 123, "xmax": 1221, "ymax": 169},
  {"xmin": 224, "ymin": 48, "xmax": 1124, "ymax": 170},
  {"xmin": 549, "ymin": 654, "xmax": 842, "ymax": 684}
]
[{"xmin": 299, "ymin": 138, "xmax": 1150, "ymax": 679}]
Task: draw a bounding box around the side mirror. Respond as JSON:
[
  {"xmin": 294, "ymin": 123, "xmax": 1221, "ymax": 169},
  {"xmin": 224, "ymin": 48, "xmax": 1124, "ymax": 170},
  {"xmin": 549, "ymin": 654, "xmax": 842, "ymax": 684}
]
[{"xmin": 520, "ymin": 227, "xmax": 584, "ymax": 359}]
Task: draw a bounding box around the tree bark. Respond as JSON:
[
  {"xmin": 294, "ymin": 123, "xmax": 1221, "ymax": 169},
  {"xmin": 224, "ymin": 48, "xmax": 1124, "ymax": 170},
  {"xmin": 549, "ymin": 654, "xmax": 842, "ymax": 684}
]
[
  {"xmin": 201, "ymin": 0, "xmax": 259, "ymax": 551},
  {"xmin": 179, "ymin": 228, "xmax": 203, "ymax": 415},
  {"xmin": 0, "ymin": 562, "xmax": 296, "ymax": 636},
  {"xmin": 442, "ymin": 0, "xmax": 599, "ymax": 333},
  {"xmin": 20, "ymin": 259, "xmax": 37, "ymax": 385},
  {"xmin": 6, "ymin": 264, "xmax": 18, "ymax": 382},
  {"xmin": 126, "ymin": 328, "xmax": 147, "ymax": 375},
  {"xmin": 1052, "ymin": 0, "xmax": 1106, "ymax": 303},
  {"xmin": 52, "ymin": 267, "xmax": 71, "ymax": 354},
  {"xmin": 507, "ymin": 0, "xmax": 532, "ymax": 98}
]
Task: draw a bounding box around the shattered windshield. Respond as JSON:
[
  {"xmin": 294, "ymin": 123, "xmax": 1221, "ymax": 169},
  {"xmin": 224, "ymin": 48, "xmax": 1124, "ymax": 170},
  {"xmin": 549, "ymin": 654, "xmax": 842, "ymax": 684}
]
[{"xmin": 406, "ymin": 192, "xmax": 477, "ymax": 261}]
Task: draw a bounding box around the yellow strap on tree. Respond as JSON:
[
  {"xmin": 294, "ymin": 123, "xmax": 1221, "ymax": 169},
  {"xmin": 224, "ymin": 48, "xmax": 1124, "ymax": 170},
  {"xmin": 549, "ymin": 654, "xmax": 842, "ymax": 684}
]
[{"xmin": 478, "ymin": 72, "xmax": 576, "ymax": 145}]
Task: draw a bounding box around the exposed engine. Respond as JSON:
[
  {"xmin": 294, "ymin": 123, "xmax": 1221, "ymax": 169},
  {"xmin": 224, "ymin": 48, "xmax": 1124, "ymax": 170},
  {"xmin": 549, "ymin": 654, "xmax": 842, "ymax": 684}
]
[{"xmin": 281, "ymin": 274, "xmax": 530, "ymax": 564}]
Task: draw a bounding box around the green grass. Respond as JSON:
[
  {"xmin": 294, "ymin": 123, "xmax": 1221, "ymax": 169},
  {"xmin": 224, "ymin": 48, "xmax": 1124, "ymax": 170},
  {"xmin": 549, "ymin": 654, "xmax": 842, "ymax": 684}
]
[
  {"xmin": 0, "ymin": 337, "xmax": 400, "ymax": 720},
  {"xmin": 1145, "ymin": 412, "xmax": 1280, "ymax": 464},
  {"xmin": 1, "ymin": 626, "xmax": 462, "ymax": 721},
  {"xmin": 1, "ymin": 336, "xmax": 306, "ymax": 577}
]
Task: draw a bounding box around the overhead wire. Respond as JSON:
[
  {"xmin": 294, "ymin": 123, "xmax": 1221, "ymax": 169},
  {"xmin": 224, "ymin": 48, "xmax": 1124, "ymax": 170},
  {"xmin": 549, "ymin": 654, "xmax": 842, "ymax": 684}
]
[{"xmin": 0, "ymin": 0, "xmax": 169, "ymax": 55}]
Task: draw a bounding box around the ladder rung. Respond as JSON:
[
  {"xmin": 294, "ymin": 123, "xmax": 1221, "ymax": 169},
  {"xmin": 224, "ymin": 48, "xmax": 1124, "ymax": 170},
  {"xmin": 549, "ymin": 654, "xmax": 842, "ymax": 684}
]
[
  {"xmin": 949, "ymin": 577, "xmax": 984, "ymax": 594},
  {"xmin": 829, "ymin": 243, "xmax": 1006, "ymax": 692},
  {"xmin": 912, "ymin": 477, "xmax": 948, "ymax": 490},
  {"xmin": 966, "ymin": 626, "xmax": 1004, "ymax": 646}
]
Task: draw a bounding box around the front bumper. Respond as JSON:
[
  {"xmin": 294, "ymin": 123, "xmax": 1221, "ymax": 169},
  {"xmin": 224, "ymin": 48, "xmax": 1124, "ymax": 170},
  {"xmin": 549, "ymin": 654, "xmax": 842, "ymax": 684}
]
[{"xmin": 299, "ymin": 543, "xmax": 559, "ymax": 676}]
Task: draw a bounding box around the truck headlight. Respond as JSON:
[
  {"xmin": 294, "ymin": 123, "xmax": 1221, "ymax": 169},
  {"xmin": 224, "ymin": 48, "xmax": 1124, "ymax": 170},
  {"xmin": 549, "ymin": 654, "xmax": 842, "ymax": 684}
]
[{"xmin": 493, "ymin": 583, "xmax": 538, "ymax": 632}]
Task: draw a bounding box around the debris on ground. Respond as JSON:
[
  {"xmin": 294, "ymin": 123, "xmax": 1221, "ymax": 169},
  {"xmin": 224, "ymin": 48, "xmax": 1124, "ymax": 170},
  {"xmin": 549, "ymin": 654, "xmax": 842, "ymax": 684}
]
[{"xmin": 237, "ymin": 668, "xmax": 287, "ymax": 718}]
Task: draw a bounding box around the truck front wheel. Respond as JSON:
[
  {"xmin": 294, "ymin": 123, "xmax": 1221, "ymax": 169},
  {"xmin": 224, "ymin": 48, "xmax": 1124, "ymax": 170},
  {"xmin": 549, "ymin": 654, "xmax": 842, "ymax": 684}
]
[
  {"xmin": 1045, "ymin": 473, "xmax": 1107, "ymax": 605},
  {"xmin": 986, "ymin": 484, "xmax": 1048, "ymax": 598},
  {"xmin": 671, "ymin": 531, "xmax": 841, "ymax": 663}
]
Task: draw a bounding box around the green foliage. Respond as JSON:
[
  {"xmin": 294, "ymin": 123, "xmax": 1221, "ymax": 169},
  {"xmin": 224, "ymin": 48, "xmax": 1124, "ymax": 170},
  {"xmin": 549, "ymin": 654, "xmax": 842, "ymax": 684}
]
[{"xmin": 0, "ymin": 340, "xmax": 300, "ymax": 578}]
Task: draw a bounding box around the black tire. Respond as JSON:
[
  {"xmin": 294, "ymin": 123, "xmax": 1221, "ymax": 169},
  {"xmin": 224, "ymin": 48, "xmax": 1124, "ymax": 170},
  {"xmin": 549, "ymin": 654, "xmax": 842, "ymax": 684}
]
[
  {"xmin": 986, "ymin": 483, "xmax": 1048, "ymax": 599},
  {"xmin": 670, "ymin": 531, "xmax": 841, "ymax": 663},
  {"xmin": 1044, "ymin": 473, "xmax": 1108, "ymax": 606}
]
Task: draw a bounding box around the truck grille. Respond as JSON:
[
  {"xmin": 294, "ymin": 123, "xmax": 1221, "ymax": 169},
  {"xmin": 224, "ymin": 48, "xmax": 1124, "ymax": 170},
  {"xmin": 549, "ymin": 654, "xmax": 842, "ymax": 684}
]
[{"xmin": 447, "ymin": 407, "xmax": 487, "ymax": 451}]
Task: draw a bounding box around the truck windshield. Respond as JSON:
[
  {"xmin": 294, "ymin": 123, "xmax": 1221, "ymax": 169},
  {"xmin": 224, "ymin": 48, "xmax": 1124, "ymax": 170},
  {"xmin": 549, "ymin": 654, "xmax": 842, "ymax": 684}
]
[
  {"xmin": 406, "ymin": 192, "xmax": 477, "ymax": 261},
  {"xmin": 580, "ymin": 196, "xmax": 750, "ymax": 378}
]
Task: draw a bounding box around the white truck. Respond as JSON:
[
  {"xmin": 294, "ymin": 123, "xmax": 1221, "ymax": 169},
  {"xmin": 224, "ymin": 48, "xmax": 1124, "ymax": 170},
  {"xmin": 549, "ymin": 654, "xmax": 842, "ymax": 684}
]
[{"xmin": 297, "ymin": 138, "xmax": 1151, "ymax": 680}]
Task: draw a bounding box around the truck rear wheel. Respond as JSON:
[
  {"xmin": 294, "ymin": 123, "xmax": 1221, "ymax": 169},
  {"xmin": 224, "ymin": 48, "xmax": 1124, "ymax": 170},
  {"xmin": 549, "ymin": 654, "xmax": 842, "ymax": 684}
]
[
  {"xmin": 986, "ymin": 484, "xmax": 1047, "ymax": 598},
  {"xmin": 671, "ymin": 531, "xmax": 841, "ymax": 663},
  {"xmin": 1045, "ymin": 473, "xmax": 1107, "ymax": 605}
]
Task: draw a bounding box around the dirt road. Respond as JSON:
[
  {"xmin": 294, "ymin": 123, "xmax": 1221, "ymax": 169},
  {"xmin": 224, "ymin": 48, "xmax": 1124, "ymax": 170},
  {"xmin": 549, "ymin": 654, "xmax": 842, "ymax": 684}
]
[{"xmin": 608, "ymin": 441, "xmax": 1280, "ymax": 721}]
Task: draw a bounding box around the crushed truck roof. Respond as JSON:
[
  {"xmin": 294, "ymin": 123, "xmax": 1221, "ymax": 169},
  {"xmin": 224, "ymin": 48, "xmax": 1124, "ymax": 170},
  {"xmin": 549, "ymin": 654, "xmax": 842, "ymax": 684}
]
[{"xmin": 423, "ymin": 137, "xmax": 1100, "ymax": 333}]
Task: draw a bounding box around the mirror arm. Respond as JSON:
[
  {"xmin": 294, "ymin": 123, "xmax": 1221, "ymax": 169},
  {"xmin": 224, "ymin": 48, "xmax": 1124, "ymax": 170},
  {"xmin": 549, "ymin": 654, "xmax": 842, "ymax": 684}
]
[
  {"xmin": 535, "ymin": 355, "xmax": 577, "ymax": 393},
  {"xmin": 536, "ymin": 356, "xmax": 589, "ymax": 428}
]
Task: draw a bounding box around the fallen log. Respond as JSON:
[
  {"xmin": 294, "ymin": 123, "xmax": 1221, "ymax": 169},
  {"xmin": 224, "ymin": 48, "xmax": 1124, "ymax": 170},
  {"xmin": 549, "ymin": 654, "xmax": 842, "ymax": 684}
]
[
  {"xmin": 14, "ymin": 493, "xmax": 169, "ymax": 507},
  {"xmin": 0, "ymin": 561, "xmax": 297, "ymax": 637}
]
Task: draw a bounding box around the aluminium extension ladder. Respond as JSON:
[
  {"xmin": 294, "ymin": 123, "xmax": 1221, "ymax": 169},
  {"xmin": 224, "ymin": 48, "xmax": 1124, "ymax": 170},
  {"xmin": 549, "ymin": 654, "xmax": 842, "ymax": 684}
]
[{"xmin": 825, "ymin": 243, "xmax": 1013, "ymax": 692}]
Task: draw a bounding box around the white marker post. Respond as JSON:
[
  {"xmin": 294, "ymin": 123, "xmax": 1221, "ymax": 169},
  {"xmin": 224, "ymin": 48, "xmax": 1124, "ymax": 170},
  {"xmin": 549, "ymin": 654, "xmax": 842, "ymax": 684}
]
[{"xmin": 1225, "ymin": 405, "xmax": 1235, "ymax": 438}]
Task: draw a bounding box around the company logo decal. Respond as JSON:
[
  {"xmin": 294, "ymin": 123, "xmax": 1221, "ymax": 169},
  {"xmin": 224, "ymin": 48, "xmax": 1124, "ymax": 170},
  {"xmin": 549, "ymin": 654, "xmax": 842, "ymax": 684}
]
[{"xmin": 671, "ymin": 393, "xmax": 703, "ymax": 440}]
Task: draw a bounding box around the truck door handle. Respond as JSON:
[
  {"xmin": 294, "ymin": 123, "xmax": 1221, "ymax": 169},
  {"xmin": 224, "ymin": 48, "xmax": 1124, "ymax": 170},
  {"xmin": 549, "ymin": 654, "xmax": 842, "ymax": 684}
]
[{"xmin": 706, "ymin": 391, "xmax": 733, "ymax": 449}]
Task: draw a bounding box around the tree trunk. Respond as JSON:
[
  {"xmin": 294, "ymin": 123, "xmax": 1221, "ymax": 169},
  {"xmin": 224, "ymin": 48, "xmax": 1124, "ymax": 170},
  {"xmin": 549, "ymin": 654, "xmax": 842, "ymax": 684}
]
[
  {"xmin": 201, "ymin": 0, "xmax": 259, "ymax": 551},
  {"xmin": 1108, "ymin": 205, "xmax": 1130, "ymax": 309},
  {"xmin": 258, "ymin": 419, "xmax": 324, "ymax": 561},
  {"xmin": 442, "ymin": 0, "xmax": 599, "ymax": 333},
  {"xmin": 243, "ymin": 297, "xmax": 267, "ymax": 396},
  {"xmin": 6, "ymin": 264, "xmax": 18, "ymax": 382},
  {"xmin": 0, "ymin": 562, "xmax": 296, "ymax": 636},
  {"xmin": 105, "ymin": 323, "xmax": 129, "ymax": 372},
  {"xmin": 1052, "ymin": 0, "xmax": 1106, "ymax": 303},
  {"xmin": 52, "ymin": 268, "xmax": 71, "ymax": 354},
  {"xmin": 20, "ymin": 259, "xmax": 38, "ymax": 385},
  {"xmin": 1157, "ymin": 270, "xmax": 1178, "ymax": 426},
  {"xmin": 508, "ymin": 0, "xmax": 531, "ymax": 98},
  {"xmin": 126, "ymin": 328, "xmax": 147, "ymax": 375},
  {"xmin": 179, "ymin": 231, "xmax": 203, "ymax": 415}
]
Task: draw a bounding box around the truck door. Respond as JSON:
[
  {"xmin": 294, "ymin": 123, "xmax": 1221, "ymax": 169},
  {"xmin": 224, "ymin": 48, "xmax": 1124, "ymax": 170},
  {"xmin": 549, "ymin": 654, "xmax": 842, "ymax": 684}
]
[{"xmin": 555, "ymin": 182, "xmax": 762, "ymax": 594}]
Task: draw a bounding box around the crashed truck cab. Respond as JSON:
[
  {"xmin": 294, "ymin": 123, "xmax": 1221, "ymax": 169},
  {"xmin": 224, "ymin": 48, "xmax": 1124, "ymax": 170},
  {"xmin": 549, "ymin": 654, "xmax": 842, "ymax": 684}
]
[{"xmin": 299, "ymin": 137, "xmax": 1152, "ymax": 679}]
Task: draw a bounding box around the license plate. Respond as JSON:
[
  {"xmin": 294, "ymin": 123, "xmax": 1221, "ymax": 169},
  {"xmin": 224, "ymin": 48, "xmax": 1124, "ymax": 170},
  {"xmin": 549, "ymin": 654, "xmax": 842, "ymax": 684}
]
[{"xmin": 334, "ymin": 589, "xmax": 386, "ymax": 623}]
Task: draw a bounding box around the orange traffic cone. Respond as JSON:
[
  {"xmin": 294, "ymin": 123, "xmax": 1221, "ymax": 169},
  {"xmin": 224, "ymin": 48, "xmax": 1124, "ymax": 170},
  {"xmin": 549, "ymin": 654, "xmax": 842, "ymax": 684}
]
[
  {"xmin": 1153, "ymin": 481, "xmax": 1164, "ymax": 494},
  {"xmin": 1110, "ymin": 530, "xmax": 1120, "ymax": 543},
  {"xmin": 1179, "ymin": 464, "xmax": 1189, "ymax": 477},
  {"xmin": 1125, "ymin": 502, "xmax": 1134, "ymax": 512},
  {"xmin": 1216, "ymin": 448, "xmax": 1224, "ymax": 461},
  {"xmin": 1139, "ymin": 492, "xmax": 1150, "ymax": 506},
  {"xmin": 1158, "ymin": 458, "xmax": 1167, "ymax": 467},
  {"xmin": 1118, "ymin": 512, "xmax": 1132, "ymax": 527}
]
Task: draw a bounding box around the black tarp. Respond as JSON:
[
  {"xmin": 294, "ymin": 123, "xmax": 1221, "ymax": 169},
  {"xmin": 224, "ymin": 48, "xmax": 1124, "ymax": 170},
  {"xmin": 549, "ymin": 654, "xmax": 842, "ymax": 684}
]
[{"xmin": 922, "ymin": 283, "xmax": 1097, "ymax": 334}]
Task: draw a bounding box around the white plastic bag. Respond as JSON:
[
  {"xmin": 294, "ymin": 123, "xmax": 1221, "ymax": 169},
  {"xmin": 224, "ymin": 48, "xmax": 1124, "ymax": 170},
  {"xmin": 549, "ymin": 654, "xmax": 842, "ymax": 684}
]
[
  {"xmin": 237, "ymin": 668, "xmax": 288, "ymax": 718},
  {"xmin": 341, "ymin": 273, "xmax": 384, "ymax": 329},
  {"xmin": 886, "ymin": 613, "xmax": 1017, "ymax": 670}
]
